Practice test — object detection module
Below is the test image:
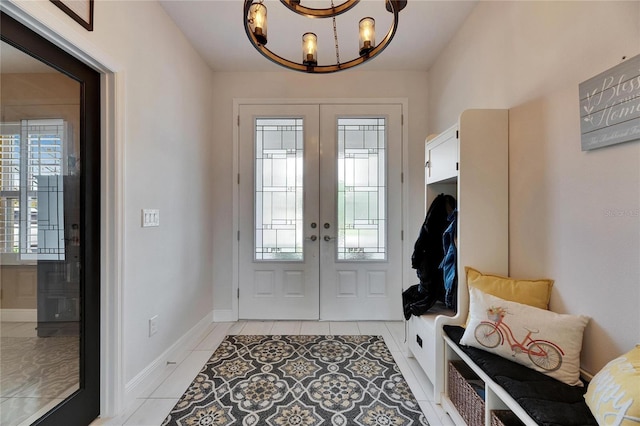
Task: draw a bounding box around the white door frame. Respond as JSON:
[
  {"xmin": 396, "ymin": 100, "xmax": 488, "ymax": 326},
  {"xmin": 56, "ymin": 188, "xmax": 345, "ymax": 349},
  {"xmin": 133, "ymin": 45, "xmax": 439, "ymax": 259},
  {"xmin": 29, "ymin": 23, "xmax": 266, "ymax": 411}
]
[
  {"xmin": 232, "ymin": 98, "xmax": 409, "ymax": 321},
  {"xmin": 1, "ymin": 1, "xmax": 126, "ymax": 416}
]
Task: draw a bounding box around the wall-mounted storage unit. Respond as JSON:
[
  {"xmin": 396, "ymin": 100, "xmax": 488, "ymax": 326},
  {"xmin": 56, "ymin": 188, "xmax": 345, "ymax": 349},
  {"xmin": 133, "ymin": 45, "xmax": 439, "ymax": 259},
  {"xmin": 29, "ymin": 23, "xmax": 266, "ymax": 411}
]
[{"xmin": 407, "ymin": 109, "xmax": 509, "ymax": 422}]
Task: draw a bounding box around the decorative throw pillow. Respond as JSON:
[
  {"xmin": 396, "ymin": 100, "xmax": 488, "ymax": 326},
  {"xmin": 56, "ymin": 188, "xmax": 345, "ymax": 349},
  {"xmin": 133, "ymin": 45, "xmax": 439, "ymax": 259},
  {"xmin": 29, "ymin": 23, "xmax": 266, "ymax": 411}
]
[
  {"xmin": 584, "ymin": 345, "xmax": 640, "ymax": 425},
  {"xmin": 460, "ymin": 287, "xmax": 589, "ymax": 386},
  {"xmin": 466, "ymin": 266, "xmax": 554, "ymax": 310},
  {"xmin": 464, "ymin": 267, "xmax": 554, "ymax": 328}
]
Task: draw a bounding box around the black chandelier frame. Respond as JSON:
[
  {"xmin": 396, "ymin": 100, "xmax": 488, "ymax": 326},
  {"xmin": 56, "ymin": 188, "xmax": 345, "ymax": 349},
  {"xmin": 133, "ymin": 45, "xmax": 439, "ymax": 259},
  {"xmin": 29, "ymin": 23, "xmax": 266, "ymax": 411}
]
[{"xmin": 243, "ymin": 0, "xmax": 406, "ymax": 73}]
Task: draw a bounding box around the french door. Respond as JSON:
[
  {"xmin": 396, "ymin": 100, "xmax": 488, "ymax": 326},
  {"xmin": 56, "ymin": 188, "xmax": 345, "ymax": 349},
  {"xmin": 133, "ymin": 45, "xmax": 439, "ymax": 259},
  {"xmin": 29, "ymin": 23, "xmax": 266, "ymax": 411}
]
[{"xmin": 238, "ymin": 103, "xmax": 403, "ymax": 320}]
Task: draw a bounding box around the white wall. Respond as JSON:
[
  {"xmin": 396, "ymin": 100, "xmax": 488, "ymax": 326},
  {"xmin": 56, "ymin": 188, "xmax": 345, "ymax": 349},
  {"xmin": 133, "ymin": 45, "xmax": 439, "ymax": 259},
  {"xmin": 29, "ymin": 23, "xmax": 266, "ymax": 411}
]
[
  {"xmin": 428, "ymin": 1, "xmax": 640, "ymax": 374},
  {"xmin": 6, "ymin": 0, "xmax": 216, "ymax": 385},
  {"xmin": 210, "ymin": 71, "xmax": 429, "ymax": 315},
  {"xmin": 96, "ymin": 2, "xmax": 215, "ymax": 384}
]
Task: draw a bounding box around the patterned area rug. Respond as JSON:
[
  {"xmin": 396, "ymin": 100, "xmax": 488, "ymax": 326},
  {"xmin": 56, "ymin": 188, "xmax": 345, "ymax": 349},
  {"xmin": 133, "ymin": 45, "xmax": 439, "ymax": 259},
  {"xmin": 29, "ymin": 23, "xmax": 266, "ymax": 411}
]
[{"xmin": 162, "ymin": 335, "xmax": 428, "ymax": 426}]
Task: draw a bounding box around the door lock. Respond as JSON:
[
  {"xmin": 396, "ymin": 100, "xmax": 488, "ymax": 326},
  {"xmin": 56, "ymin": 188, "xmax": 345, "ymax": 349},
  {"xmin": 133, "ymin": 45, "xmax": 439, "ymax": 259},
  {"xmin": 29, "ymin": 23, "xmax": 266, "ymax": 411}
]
[{"xmin": 324, "ymin": 223, "xmax": 331, "ymax": 229}]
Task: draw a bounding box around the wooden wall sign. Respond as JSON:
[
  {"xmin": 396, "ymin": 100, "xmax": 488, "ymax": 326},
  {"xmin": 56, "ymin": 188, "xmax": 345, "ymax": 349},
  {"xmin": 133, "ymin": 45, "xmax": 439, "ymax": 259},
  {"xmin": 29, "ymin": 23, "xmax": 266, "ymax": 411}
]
[{"xmin": 579, "ymin": 53, "xmax": 640, "ymax": 151}]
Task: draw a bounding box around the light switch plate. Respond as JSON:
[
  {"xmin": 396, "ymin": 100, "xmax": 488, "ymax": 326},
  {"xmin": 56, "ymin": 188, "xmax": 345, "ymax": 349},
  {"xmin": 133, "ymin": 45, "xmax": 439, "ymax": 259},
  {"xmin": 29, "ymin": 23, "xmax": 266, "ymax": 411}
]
[
  {"xmin": 149, "ymin": 315, "xmax": 158, "ymax": 337},
  {"xmin": 142, "ymin": 209, "xmax": 160, "ymax": 227}
]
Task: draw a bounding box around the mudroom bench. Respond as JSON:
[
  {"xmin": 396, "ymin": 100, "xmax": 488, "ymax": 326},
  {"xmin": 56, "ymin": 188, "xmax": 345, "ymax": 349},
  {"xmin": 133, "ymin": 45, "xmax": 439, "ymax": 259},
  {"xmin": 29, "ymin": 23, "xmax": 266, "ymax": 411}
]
[
  {"xmin": 441, "ymin": 325, "xmax": 597, "ymax": 426},
  {"xmin": 412, "ymin": 109, "xmax": 640, "ymax": 426},
  {"xmin": 412, "ymin": 110, "xmax": 602, "ymax": 425}
]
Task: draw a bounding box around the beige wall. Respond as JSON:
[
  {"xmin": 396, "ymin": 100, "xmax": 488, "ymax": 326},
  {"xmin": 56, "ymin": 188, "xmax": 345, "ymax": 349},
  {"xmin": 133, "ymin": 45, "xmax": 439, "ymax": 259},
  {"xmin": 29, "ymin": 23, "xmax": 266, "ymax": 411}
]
[
  {"xmin": 0, "ymin": 266, "xmax": 36, "ymax": 309},
  {"xmin": 210, "ymin": 71, "xmax": 429, "ymax": 314},
  {"xmin": 428, "ymin": 1, "xmax": 640, "ymax": 373},
  {"xmin": 0, "ymin": 73, "xmax": 81, "ymax": 176},
  {"xmin": 1, "ymin": 73, "xmax": 80, "ymax": 137}
]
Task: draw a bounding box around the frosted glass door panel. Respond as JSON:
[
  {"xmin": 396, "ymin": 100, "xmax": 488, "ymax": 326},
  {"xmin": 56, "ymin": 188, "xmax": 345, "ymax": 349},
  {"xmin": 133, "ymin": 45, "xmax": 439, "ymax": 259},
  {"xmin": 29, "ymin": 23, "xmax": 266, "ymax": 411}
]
[
  {"xmin": 337, "ymin": 118, "xmax": 386, "ymax": 261},
  {"xmin": 255, "ymin": 119, "xmax": 304, "ymax": 261}
]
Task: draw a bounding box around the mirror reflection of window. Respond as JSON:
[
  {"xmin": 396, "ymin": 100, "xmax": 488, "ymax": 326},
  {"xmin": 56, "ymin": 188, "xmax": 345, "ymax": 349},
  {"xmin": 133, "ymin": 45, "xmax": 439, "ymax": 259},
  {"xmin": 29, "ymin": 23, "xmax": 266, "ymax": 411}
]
[
  {"xmin": 1, "ymin": 119, "xmax": 73, "ymax": 261},
  {"xmin": 0, "ymin": 40, "xmax": 81, "ymax": 426}
]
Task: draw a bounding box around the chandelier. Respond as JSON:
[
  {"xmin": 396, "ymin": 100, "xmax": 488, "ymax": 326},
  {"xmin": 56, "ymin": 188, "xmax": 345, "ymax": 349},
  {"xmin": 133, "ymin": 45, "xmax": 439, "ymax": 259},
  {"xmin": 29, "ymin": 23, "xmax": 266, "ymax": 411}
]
[{"xmin": 243, "ymin": 0, "xmax": 407, "ymax": 73}]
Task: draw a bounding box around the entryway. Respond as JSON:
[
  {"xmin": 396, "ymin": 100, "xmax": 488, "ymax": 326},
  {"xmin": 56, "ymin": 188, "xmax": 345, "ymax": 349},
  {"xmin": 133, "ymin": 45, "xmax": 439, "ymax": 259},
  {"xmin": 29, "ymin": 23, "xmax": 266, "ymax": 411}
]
[{"xmin": 237, "ymin": 102, "xmax": 403, "ymax": 321}]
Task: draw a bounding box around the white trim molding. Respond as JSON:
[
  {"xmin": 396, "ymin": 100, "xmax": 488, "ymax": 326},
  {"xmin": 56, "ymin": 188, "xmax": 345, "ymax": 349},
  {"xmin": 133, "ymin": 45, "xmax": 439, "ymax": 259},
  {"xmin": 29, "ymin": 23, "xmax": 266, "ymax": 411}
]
[{"xmin": 100, "ymin": 69, "xmax": 126, "ymax": 418}]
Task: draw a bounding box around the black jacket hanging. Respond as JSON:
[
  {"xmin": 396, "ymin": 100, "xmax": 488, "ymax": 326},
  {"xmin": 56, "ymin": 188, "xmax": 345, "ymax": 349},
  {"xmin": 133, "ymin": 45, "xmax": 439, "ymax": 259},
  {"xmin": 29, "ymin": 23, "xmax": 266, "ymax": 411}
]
[{"xmin": 403, "ymin": 193, "xmax": 456, "ymax": 319}]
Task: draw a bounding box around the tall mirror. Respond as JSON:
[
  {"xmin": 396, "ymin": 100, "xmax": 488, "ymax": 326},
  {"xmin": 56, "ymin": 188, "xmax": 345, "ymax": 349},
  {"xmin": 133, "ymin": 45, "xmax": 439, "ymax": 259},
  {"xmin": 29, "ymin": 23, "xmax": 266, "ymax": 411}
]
[{"xmin": 0, "ymin": 40, "xmax": 81, "ymax": 425}]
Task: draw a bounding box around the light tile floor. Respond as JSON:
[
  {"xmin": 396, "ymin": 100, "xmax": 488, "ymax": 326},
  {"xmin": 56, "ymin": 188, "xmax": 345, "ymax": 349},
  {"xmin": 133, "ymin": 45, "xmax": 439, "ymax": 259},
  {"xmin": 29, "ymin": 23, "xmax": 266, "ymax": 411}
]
[
  {"xmin": 91, "ymin": 321, "xmax": 455, "ymax": 426},
  {"xmin": 0, "ymin": 322, "xmax": 79, "ymax": 426}
]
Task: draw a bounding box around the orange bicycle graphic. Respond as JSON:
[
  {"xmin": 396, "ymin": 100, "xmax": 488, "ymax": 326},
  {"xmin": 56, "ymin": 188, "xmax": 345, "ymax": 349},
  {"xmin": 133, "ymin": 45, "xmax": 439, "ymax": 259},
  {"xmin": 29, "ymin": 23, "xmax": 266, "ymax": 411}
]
[{"xmin": 474, "ymin": 306, "xmax": 564, "ymax": 371}]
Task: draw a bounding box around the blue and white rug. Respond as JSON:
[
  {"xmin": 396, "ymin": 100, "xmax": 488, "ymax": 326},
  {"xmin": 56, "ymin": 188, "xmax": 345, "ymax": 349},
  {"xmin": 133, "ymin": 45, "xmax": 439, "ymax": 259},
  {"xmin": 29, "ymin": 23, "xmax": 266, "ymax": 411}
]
[{"xmin": 162, "ymin": 335, "xmax": 428, "ymax": 426}]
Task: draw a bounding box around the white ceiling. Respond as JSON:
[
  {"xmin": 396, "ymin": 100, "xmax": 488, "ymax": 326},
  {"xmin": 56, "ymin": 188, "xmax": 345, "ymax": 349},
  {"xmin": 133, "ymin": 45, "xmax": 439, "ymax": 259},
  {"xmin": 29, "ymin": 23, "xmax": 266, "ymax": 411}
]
[
  {"xmin": 0, "ymin": 1, "xmax": 477, "ymax": 74},
  {"xmin": 159, "ymin": 0, "xmax": 477, "ymax": 72}
]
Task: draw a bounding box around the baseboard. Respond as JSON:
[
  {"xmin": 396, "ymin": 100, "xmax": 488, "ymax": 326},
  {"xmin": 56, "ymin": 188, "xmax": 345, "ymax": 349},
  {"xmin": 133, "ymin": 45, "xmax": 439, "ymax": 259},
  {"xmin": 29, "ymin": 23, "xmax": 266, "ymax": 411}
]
[
  {"xmin": 0, "ymin": 308, "xmax": 37, "ymax": 322},
  {"xmin": 213, "ymin": 309, "xmax": 235, "ymax": 322},
  {"xmin": 124, "ymin": 310, "xmax": 214, "ymax": 400}
]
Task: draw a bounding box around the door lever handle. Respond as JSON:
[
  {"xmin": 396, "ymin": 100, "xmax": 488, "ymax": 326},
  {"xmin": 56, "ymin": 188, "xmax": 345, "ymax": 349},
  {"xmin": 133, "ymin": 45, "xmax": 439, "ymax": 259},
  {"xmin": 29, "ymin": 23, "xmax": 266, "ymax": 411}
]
[
  {"xmin": 323, "ymin": 235, "xmax": 334, "ymax": 242},
  {"xmin": 306, "ymin": 235, "xmax": 318, "ymax": 242}
]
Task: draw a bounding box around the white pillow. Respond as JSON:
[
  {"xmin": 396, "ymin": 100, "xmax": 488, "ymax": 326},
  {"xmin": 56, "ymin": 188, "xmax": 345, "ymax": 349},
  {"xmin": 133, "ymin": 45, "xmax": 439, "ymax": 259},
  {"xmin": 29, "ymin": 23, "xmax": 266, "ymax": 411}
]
[{"xmin": 460, "ymin": 288, "xmax": 589, "ymax": 386}]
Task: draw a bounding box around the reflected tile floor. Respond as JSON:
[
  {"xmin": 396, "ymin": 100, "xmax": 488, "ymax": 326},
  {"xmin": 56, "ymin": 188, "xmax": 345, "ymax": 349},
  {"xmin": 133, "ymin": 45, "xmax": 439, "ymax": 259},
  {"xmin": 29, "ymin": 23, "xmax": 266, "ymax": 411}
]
[
  {"xmin": 92, "ymin": 321, "xmax": 455, "ymax": 426},
  {"xmin": 0, "ymin": 322, "xmax": 79, "ymax": 426}
]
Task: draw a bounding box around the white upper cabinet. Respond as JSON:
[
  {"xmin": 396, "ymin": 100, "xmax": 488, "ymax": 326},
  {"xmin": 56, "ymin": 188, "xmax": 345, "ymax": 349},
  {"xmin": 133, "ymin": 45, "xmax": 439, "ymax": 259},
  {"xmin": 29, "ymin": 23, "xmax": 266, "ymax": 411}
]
[{"xmin": 425, "ymin": 125, "xmax": 458, "ymax": 184}]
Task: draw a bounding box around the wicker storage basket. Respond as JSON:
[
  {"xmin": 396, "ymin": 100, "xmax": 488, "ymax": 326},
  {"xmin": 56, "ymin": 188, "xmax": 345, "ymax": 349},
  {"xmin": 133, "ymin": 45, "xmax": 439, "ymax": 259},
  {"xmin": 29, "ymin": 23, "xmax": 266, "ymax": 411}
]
[
  {"xmin": 491, "ymin": 410, "xmax": 525, "ymax": 426},
  {"xmin": 448, "ymin": 361, "xmax": 485, "ymax": 426}
]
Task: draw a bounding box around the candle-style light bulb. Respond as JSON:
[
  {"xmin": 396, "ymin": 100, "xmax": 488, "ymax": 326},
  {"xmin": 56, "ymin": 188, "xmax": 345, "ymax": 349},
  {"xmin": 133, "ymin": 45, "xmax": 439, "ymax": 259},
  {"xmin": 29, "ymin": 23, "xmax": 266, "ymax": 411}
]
[
  {"xmin": 302, "ymin": 32, "xmax": 317, "ymax": 66},
  {"xmin": 248, "ymin": 3, "xmax": 268, "ymax": 45},
  {"xmin": 359, "ymin": 17, "xmax": 375, "ymax": 55}
]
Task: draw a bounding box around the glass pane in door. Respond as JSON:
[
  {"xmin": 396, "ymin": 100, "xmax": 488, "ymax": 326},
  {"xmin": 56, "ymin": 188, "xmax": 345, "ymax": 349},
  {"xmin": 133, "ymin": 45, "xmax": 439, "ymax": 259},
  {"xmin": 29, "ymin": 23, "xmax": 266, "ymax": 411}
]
[
  {"xmin": 254, "ymin": 118, "xmax": 304, "ymax": 261},
  {"xmin": 336, "ymin": 118, "xmax": 386, "ymax": 260}
]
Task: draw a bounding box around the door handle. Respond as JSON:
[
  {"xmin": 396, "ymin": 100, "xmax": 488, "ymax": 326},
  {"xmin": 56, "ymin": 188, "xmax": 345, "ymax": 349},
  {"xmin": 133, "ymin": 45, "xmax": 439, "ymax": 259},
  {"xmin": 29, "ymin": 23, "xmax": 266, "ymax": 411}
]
[
  {"xmin": 306, "ymin": 235, "xmax": 318, "ymax": 242},
  {"xmin": 323, "ymin": 235, "xmax": 334, "ymax": 242}
]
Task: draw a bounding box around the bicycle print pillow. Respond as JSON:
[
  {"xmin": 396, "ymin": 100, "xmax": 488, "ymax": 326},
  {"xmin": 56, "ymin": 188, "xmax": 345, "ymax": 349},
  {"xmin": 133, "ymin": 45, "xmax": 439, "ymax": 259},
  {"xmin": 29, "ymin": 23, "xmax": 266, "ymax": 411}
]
[{"xmin": 460, "ymin": 287, "xmax": 590, "ymax": 386}]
